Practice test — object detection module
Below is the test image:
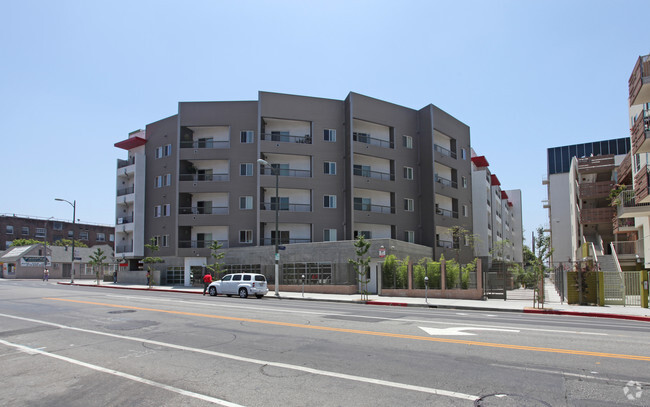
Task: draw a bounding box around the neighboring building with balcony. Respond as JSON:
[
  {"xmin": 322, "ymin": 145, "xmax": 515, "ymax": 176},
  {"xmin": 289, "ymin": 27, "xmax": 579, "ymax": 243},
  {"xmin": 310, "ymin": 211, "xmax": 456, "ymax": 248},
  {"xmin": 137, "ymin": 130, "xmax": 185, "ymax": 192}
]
[
  {"xmin": 0, "ymin": 213, "xmax": 114, "ymax": 251},
  {"xmin": 544, "ymin": 138, "xmax": 631, "ymax": 265},
  {"xmin": 114, "ymin": 91, "xmax": 474, "ymax": 290},
  {"xmin": 470, "ymin": 152, "xmax": 524, "ymax": 267}
]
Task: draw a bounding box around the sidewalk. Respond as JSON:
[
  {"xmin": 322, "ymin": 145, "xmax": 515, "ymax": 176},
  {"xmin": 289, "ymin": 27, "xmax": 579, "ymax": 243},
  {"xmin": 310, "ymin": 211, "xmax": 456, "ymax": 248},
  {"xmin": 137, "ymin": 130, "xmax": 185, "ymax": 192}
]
[{"xmin": 49, "ymin": 278, "xmax": 650, "ymax": 322}]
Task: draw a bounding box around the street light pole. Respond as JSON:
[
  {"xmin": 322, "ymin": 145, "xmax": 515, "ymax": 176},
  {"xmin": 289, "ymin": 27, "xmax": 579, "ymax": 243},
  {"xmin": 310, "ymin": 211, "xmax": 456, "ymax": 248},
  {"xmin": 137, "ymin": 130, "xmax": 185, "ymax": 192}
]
[
  {"xmin": 257, "ymin": 158, "xmax": 280, "ymax": 297},
  {"xmin": 55, "ymin": 198, "xmax": 76, "ymax": 283}
]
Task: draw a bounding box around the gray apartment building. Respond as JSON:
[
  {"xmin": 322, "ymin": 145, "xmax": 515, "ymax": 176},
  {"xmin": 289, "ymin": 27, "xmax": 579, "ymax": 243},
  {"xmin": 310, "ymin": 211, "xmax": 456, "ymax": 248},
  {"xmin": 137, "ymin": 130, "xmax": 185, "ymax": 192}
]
[{"xmin": 114, "ymin": 92, "xmax": 474, "ymax": 292}]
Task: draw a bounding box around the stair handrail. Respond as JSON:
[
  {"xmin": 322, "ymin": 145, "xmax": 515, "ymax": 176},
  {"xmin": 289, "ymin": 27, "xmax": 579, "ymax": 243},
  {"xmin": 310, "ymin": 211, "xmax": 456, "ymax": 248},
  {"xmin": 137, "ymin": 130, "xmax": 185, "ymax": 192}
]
[
  {"xmin": 609, "ymin": 242, "xmax": 624, "ymax": 273},
  {"xmin": 588, "ymin": 242, "xmax": 598, "ymax": 264}
]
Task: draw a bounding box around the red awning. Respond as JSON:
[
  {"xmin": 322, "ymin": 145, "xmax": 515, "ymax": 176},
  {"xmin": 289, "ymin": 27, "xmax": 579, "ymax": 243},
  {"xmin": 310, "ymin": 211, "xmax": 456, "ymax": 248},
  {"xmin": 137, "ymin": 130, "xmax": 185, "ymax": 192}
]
[
  {"xmin": 114, "ymin": 136, "xmax": 147, "ymax": 150},
  {"xmin": 501, "ymin": 191, "xmax": 509, "ymax": 200},
  {"xmin": 471, "ymin": 156, "xmax": 490, "ymax": 168},
  {"xmin": 491, "ymin": 174, "xmax": 501, "ymax": 186}
]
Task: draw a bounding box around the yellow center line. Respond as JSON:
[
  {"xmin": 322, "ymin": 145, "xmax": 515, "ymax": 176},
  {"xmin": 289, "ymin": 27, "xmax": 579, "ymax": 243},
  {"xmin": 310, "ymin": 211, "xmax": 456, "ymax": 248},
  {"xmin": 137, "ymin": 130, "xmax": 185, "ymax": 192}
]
[{"xmin": 45, "ymin": 297, "xmax": 650, "ymax": 362}]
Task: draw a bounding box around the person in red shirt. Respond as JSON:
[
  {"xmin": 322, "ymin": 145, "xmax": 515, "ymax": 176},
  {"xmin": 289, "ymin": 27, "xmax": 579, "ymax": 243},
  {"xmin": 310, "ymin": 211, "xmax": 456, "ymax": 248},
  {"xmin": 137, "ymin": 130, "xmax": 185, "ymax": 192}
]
[{"xmin": 203, "ymin": 272, "xmax": 213, "ymax": 296}]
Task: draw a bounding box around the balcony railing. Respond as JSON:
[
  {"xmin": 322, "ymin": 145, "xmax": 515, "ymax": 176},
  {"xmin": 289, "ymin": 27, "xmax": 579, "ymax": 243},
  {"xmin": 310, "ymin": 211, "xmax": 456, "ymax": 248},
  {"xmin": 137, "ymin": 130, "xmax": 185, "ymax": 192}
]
[
  {"xmin": 115, "ymin": 243, "xmax": 133, "ymax": 254},
  {"xmin": 580, "ymin": 207, "xmax": 615, "ymax": 224},
  {"xmin": 261, "ymin": 133, "xmax": 312, "ymax": 144},
  {"xmin": 353, "ymin": 133, "xmax": 393, "ymax": 149},
  {"xmin": 579, "ymin": 181, "xmax": 615, "ymax": 199},
  {"xmin": 435, "ymin": 174, "xmax": 457, "ymax": 188},
  {"xmin": 577, "ymin": 156, "xmax": 615, "ymax": 174},
  {"xmin": 634, "ymin": 166, "xmax": 649, "ymax": 203},
  {"xmin": 179, "ymin": 173, "xmax": 230, "ymax": 182},
  {"xmin": 116, "ymin": 215, "xmax": 134, "ymax": 224},
  {"xmin": 618, "ymin": 152, "xmax": 632, "ymax": 184},
  {"xmin": 613, "ymin": 216, "xmax": 635, "ymax": 233},
  {"xmin": 435, "ymin": 208, "xmax": 458, "ymax": 218},
  {"xmin": 631, "ymin": 109, "xmax": 650, "ymax": 154},
  {"xmin": 353, "ymin": 167, "xmax": 394, "ymax": 181},
  {"xmin": 178, "ymin": 240, "xmax": 229, "ymax": 249},
  {"xmin": 434, "ymin": 144, "xmax": 457, "ymax": 159},
  {"xmin": 354, "ymin": 202, "xmax": 394, "ymax": 214},
  {"xmin": 260, "ymin": 202, "xmax": 311, "ymax": 212},
  {"xmin": 179, "ymin": 206, "xmax": 229, "ymax": 215},
  {"xmin": 117, "ymin": 186, "xmax": 135, "ymax": 196},
  {"xmin": 629, "ymin": 54, "xmax": 650, "ymax": 105},
  {"xmin": 260, "ymin": 167, "xmax": 311, "ymax": 178},
  {"xmin": 117, "ymin": 157, "xmax": 135, "ymax": 169},
  {"xmin": 611, "ymin": 240, "xmax": 640, "ymax": 256},
  {"xmin": 260, "ymin": 237, "xmax": 312, "ymax": 246},
  {"xmin": 436, "ymin": 239, "xmax": 459, "ymax": 249},
  {"xmin": 180, "ymin": 139, "xmax": 230, "ymax": 149}
]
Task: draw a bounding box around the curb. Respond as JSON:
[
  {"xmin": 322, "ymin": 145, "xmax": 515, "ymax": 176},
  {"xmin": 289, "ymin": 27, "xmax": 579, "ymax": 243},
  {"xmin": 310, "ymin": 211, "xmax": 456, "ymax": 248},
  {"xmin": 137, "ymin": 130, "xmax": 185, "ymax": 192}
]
[
  {"xmin": 57, "ymin": 281, "xmax": 201, "ymax": 295},
  {"xmin": 523, "ymin": 308, "xmax": 650, "ymax": 322}
]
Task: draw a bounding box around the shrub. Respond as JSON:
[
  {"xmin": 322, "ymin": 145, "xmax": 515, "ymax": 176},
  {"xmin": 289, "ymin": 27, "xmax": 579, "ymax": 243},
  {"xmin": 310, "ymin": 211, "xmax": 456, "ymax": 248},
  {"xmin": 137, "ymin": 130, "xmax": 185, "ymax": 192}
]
[
  {"xmin": 461, "ymin": 258, "xmax": 477, "ymax": 289},
  {"xmin": 382, "ymin": 255, "xmax": 398, "ymax": 289},
  {"xmin": 445, "ymin": 258, "xmax": 460, "ymax": 289},
  {"xmin": 396, "ymin": 256, "xmax": 409, "ymax": 289}
]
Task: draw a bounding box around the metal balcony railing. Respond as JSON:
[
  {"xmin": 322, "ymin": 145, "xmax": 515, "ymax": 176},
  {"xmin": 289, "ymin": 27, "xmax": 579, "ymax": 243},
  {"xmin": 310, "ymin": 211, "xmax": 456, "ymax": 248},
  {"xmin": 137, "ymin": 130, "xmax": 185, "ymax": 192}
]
[
  {"xmin": 260, "ymin": 202, "xmax": 311, "ymax": 212},
  {"xmin": 353, "ymin": 132, "xmax": 393, "ymax": 149},
  {"xmin": 354, "ymin": 202, "xmax": 394, "ymax": 214},
  {"xmin": 260, "ymin": 237, "xmax": 312, "ymax": 246},
  {"xmin": 180, "ymin": 139, "xmax": 230, "ymax": 149},
  {"xmin": 260, "ymin": 133, "xmax": 312, "ymax": 144},
  {"xmin": 117, "ymin": 157, "xmax": 135, "ymax": 168},
  {"xmin": 434, "ymin": 144, "xmax": 457, "ymax": 159},
  {"xmin": 259, "ymin": 167, "xmax": 311, "ymax": 178},
  {"xmin": 178, "ymin": 206, "xmax": 228, "ymax": 215},
  {"xmin": 435, "ymin": 174, "xmax": 457, "ymax": 188},
  {"xmin": 179, "ymin": 173, "xmax": 230, "ymax": 182},
  {"xmin": 117, "ymin": 186, "xmax": 135, "ymax": 197},
  {"xmin": 435, "ymin": 208, "xmax": 458, "ymax": 218},
  {"xmin": 353, "ymin": 167, "xmax": 394, "ymax": 181},
  {"xmin": 178, "ymin": 240, "xmax": 229, "ymax": 249}
]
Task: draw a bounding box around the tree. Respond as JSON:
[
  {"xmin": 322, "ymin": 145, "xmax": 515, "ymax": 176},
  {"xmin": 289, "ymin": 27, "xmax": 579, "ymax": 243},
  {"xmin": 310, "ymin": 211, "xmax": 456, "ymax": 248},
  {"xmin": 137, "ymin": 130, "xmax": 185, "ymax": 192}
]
[
  {"xmin": 51, "ymin": 239, "xmax": 88, "ymax": 248},
  {"xmin": 142, "ymin": 238, "xmax": 164, "ymax": 288},
  {"xmin": 205, "ymin": 241, "xmax": 225, "ymax": 279},
  {"xmin": 88, "ymin": 248, "xmax": 107, "ymax": 285},
  {"xmin": 348, "ymin": 235, "xmax": 371, "ymax": 300},
  {"xmin": 10, "ymin": 239, "xmax": 44, "ymax": 247},
  {"xmin": 449, "ymin": 225, "xmax": 480, "ymax": 264},
  {"xmin": 531, "ymin": 226, "xmax": 553, "ymax": 307}
]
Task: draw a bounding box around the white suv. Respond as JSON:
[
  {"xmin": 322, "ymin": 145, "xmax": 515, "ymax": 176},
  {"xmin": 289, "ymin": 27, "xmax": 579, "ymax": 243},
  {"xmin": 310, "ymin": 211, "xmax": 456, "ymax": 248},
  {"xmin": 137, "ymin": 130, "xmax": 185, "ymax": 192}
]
[{"xmin": 207, "ymin": 273, "xmax": 268, "ymax": 299}]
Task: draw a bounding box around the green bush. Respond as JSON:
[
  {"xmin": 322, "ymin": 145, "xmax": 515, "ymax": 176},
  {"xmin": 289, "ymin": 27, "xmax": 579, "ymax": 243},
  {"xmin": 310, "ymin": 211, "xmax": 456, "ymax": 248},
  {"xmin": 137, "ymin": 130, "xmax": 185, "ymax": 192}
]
[
  {"xmin": 396, "ymin": 256, "xmax": 409, "ymax": 289},
  {"xmin": 445, "ymin": 258, "xmax": 460, "ymax": 289},
  {"xmin": 382, "ymin": 255, "xmax": 398, "ymax": 288},
  {"xmin": 413, "ymin": 259, "xmax": 426, "ymax": 289},
  {"xmin": 461, "ymin": 258, "xmax": 477, "ymax": 289}
]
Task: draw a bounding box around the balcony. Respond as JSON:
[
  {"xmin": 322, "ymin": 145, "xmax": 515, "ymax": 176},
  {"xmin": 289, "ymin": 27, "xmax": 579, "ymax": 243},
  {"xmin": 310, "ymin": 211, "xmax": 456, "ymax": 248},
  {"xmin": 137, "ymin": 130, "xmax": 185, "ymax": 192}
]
[
  {"xmin": 435, "ymin": 207, "xmax": 458, "ymax": 219},
  {"xmin": 115, "ymin": 243, "xmax": 133, "ymax": 254},
  {"xmin": 615, "ymin": 189, "xmax": 650, "ymax": 218},
  {"xmin": 178, "ymin": 240, "xmax": 229, "ymax": 249},
  {"xmin": 260, "ymin": 202, "xmax": 311, "ymax": 212},
  {"xmin": 613, "ymin": 216, "xmax": 635, "ymax": 234},
  {"xmin": 179, "ymin": 173, "xmax": 229, "ymax": 182},
  {"xmin": 353, "ymin": 167, "xmax": 394, "ymax": 181},
  {"xmin": 180, "ymin": 139, "xmax": 230, "ymax": 149},
  {"xmin": 261, "ymin": 133, "xmax": 312, "ymax": 144},
  {"xmin": 116, "ymin": 215, "xmax": 134, "ymax": 224},
  {"xmin": 259, "ymin": 166, "xmax": 311, "ymax": 178},
  {"xmin": 629, "ymin": 54, "xmax": 650, "ymax": 106},
  {"xmin": 580, "ymin": 207, "xmax": 615, "ymax": 224},
  {"xmin": 353, "ymin": 132, "xmax": 393, "ymax": 149},
  {"xmin": 117, "ymin": 186, "xmax": 135, "ymax": 197},
  {"xmin": 577, "ymin": 156, "xmax": 615, "ymax": 174},
  {"xmin": 435, "ymin": 174, "xmax": 457, "ymax": 188},
  {"xmin": 117, "ymin": 157, "xmax": 135, "ymax": 169},
  {"xmin": 634, "ymin": 165, "xmax": 650, "ymax": 203},
  {"xmin": 618, "ymin": 152, "xmax": 632, "ymax": 185},
  {"xmin": 631, "ymin": 109, "xmax": 650, "ymax": 154},
  {"xmin": 436, "ymin": 239, "xmax": 459, "ymax": 249},
  {"xmin": 434, "ymin": 144, "xmax": 457, "ymax": 159},
  {"xmin": 260, "ymin": 237, "xmax": 312, "ymax": 246},
  {"xmin": 354, "ymin": 201, "xmax": 394, "ymax": 214},
  {"xmin": 179, "ymin": 206, "xmax": 228, "ymax": 215},
  {"xmin": 579, "ymin": 181, "xmax": 615, "ymax": 200}
]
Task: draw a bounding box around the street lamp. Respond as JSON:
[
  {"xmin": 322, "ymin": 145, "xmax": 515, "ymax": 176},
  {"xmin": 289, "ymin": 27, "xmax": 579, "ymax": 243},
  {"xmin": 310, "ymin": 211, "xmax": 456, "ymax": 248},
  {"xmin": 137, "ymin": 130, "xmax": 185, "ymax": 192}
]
[
  {"xmin": 55, "ymin": 198, "xmax": 76, "ymax": 283},
  {"xmin": 257, "ymin": 158, "xmax": 280, "ymax": 297}
]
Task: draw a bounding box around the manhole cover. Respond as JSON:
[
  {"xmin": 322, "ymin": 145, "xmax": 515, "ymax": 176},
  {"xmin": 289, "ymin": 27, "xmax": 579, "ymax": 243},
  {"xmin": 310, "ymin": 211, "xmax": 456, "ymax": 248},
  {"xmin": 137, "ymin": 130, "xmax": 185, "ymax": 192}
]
[
  {"xmin": 108, "ymin": 310, "xmax": 137, "ymax": 314},
  {"xmin": 475, "ymin": 394, "xmax": 551, "ymax": 406}
]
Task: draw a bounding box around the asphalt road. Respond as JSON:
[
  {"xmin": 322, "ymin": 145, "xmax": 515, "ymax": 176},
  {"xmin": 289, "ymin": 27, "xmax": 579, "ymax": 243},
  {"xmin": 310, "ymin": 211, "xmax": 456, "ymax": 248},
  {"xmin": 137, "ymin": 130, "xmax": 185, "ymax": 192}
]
[{"xmin": 1, "ymin": 280, "xmax": 649, "ymax": 406}]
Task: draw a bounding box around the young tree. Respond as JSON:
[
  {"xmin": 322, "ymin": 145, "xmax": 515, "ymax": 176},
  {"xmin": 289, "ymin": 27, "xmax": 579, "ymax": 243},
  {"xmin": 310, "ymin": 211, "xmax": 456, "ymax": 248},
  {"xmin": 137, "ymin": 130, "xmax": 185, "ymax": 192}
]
[
  {"xmin": 348, "ymin": 235, "xmax": 371, "ymax": 300},
  {"xmin": 531, "ymin": 226, "xmax": 553, "ymax": 307},
  {"xmin": 88, "ymin": 248, "xmax": 107, "ymax": 285},
  {"xmin": 51, "ymin": 239, "xmax": 88, "ymax": 248},
  {"xmin": 142, "ymin": 238, "xmax": 164, "ymax": 288},
  {"xmin": 205, "ymin": 241, "xmax": 225, "ymax": 279},
  {"xmin": 449, "ymin": 226, "xmax": 480, "ymax": 264},
  {"xmin": 10, "ymin": 239, "xmax": 44, "ymax": 247}
]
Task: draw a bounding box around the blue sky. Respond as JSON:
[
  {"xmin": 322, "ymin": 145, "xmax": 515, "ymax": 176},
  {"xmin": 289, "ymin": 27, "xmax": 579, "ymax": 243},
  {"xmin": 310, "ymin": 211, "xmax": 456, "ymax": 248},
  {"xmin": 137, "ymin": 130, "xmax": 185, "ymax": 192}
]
[{"xmin": 2, "ymin": 0, "xmax": 648, "ymax": 246}]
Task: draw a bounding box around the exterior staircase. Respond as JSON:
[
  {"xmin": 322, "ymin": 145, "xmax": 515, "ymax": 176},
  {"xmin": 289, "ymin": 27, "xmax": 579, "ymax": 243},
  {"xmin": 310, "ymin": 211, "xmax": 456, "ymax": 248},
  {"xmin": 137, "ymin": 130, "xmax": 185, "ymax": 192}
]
[{"xmin": 597, "ymin": 254, "xmax": 618, "ymax": 272}]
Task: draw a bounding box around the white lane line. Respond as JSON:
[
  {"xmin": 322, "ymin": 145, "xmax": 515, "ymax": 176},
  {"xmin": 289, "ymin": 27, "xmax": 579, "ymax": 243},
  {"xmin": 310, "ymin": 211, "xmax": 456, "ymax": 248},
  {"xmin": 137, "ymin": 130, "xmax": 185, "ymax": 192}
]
[
  {"xmin": 0, "ymin": 338, "xmax": 243, "ymax": 407},
  {"xmin": 104, "ymin": 294, "xmax": 607, "ymax": 336},
  {"xmin": 0, "ymin": 313, "xmax": 477, "ymax": 402},
  {"xmin": 490, "ymin": 363, "xmax": 650, "ymax": 386}
]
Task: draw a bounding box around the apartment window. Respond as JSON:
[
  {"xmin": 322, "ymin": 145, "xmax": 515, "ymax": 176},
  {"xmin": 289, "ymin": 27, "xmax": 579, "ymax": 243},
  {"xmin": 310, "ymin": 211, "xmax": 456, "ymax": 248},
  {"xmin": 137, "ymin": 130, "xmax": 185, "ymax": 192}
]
[
  {"xmin": 68, "ymin": 230, "xmax": 74, "ymax": 238},
  {"xmin": 404, "ymin": 167, "xmax": 413, "ymax": 180},
  {"xmin": 462, "ymin": 176, "xmax": 467, "ymax": 188},
  {"xmin": 53, "ymin": 222, "xmax": 62, "ymax": 231},
  {"xmin": 403, "ymin": 135, "xmax": 413, "ymax": 149},
  {"xmin": 404, "ymin": 198, "xmax": 414, "ymax": 212},
  {"xmin": 161, "ymin": 235, "xmax": 169, "ymax": 247},
  {"xmin": 240, "ymin": 130, "xmax": 254, "ymax": 143},
  {"xmin": 240, "ymin": 163, "xmax": 253, "ymax": 176},
  {"xmin": 270, "ymin": 197, "xmax": 289, "ymax": 211},
  {"xmin": 323, "ymin": 229, "xmax": 337, "ymax": 242},
  {"xmin": 164, "ymin": 144, "xmax": 172, "ymax": 156},
  {"xmin": 165, "ymin": 174, "xmax": 172, "ymax": 186},
  {"xmin": 354, "ymin": 197, "xmax": 371, "ymax": 211},
  {"xmin": 464, "ymin": 235, "xmax": 470, "ymax": 247},
  {"xmin": 324, "ymin": 161, "xmax": 336, "ymax": 175},
  {"xmin": 323, "ymin": 195, "xmax": 337, "ymax": 208},
  {"xmin": 155, "ymin": 146, "xmax": 163, "ymax": 158},
  {"xmin": 240, "ymin": 230, "xmax": 253, "ymax": 244},
  {"xmin": 154, "ymin": 175, "xmax": 163, "ymax": 188},
  {"xmin": 97, "ymin": 233, "xmax": 106, "ymax": 242},
  {"xmin": 79, "ymin": 231, "xmax": 89, "ymax": 241},
  {"xmin": 110, "ymin": 234, "xmax": 115, "ymax": 242},
  {"xmin": 240, "ymin": 196, "xmax": 253, "ymax": 210},
  {"xmin": 35, "ymin": 228, "xmax": 46, "ymax": 238},
  {"xmin": 354, "ymin": 230, "xmax": 371, "ymax": 239},
  {"xmin": 22, "ymin": 227, "xmax": 29, "ymax": 236},
  {"xmin": 353, "ymin": 164, "xmax": 371, "ymax": 177},
  {"xmin": 153, "ymin": 236, "xmax": 161, "ymax": 247},
  {"xmin": 462, "ymin": 205, "xmax": 468, "ymax": 217},
  {"xmin": 324, "ymin": 129, "xmax": 336, "ymax": 142},
  {"xmin": 154, "ymin": 205, "xmax": 162, "ymax": 218},
  {"xmin": 163, "ymin": 204, "xmax": 171, "ymax": 217},
  {"xmin": 405, "ymin": 230, "xmax": 414, "ymax": 243},
  {"xmin": 6, "ymin": 225, "xmax": 13, "ymax": 234},
  {"xmin": 461, "ymin": 148, "xmax": 467, "ymax": 160}
]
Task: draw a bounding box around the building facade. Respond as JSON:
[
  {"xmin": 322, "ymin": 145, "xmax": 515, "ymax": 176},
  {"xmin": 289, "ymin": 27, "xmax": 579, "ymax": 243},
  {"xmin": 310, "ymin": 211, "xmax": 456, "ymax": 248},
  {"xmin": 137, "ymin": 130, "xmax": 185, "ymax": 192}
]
[
  {"xmin": 115, "ymin": 92, "xmax": 476, "ymax": 290},
  {"xmin": 1, "ymin": 214, "xmax": 114, "ymax": 251}
]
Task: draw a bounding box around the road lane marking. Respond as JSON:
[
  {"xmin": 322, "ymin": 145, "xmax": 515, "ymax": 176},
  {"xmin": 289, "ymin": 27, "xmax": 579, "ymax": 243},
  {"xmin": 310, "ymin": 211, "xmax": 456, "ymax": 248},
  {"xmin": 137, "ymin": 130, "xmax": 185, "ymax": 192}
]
[
  {"xmin": 41, "ymin": 298, "xmax": 650, "ymax": 362},
  {"xmin": 490, "ymin": 363, "xmax": 650, "ymax": 386},
  {"xmin": 0, "ymin": 338, "xmax": 244, "ymax": 406},
  {"xmin": 0, "ymin": 313, "xmax": 478, "ymax": 402},
  {"xmin": 419, "ymin": 326, "xmax": 520, "ymax": 336},
  {"xmin": 104, "ymin": 294, "xmax": 608, "ymax": 336}
]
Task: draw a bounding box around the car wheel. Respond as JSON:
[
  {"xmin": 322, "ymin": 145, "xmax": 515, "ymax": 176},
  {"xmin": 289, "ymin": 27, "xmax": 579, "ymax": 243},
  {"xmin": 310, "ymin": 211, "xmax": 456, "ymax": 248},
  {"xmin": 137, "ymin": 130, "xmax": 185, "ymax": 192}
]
[
  {"xmin": 255, "ymin": 294, "xmax": 263, "ymax": 299},
  {"xmin": 209, "ymin": 287, "xmax": 217, "ymax": 296},
  {"xmin": 239, "ymin": 288, "xmax": 248, "ymax": 298}
]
